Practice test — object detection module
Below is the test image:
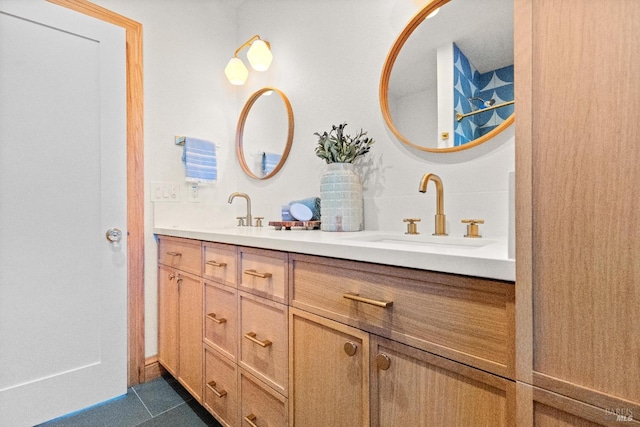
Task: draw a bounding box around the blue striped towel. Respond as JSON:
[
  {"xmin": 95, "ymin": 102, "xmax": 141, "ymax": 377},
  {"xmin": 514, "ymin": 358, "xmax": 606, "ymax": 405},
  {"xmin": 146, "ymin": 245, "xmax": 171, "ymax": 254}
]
[
  {"xmin": 182, "ymin": 137, "xmax": 217, "ymax": 183},
  {"xmin": 261, "ymin": 152, "xmax": 281, "ymax": 176}
]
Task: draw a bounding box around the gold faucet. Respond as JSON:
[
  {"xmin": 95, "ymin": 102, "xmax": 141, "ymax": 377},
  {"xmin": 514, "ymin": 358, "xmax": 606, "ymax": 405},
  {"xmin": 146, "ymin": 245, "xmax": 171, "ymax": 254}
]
[
  {"xmin": 228, "ymin": 192, "xmax": 252, "ymax": 226},
  {"xmin": 418, "ymin": 173, "xmax": 447, "ymax": 236}
]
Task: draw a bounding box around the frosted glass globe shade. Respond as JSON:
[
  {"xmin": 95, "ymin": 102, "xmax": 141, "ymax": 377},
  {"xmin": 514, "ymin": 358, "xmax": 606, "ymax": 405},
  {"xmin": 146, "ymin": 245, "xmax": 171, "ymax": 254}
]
[
  {"xmin": 225, "ymin": 57, "xmax": 248, "ymax": 85},
  {"xmin": 247, "ymin": 40, "xmax": 273, "ymax": 71}
]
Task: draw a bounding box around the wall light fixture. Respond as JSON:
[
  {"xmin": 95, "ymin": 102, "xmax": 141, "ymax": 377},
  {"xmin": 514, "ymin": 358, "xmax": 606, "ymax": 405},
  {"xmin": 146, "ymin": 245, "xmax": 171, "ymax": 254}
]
[{"xmin": 224, "ymin": 35, "xmax": 273, "ymax": 85}]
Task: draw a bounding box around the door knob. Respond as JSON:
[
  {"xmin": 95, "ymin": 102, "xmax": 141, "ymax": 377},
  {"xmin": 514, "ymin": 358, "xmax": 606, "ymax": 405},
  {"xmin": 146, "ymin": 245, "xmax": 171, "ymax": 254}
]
[{"xmin": 105, "ymin": 228, "xmax": 123, "ymax": 243}]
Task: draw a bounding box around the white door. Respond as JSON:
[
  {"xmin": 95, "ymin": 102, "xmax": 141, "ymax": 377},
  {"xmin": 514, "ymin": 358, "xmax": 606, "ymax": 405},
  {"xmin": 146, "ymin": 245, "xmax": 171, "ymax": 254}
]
[{"xmin": 0, "ymin": 1, "xmax": 127, "ymax": 425}]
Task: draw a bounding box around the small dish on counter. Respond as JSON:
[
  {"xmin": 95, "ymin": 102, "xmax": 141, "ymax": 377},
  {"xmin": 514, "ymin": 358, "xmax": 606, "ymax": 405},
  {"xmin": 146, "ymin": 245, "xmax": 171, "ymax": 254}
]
[{"xmin": 289, "ymin": 203, "xmax": 313, "ymax": 221}]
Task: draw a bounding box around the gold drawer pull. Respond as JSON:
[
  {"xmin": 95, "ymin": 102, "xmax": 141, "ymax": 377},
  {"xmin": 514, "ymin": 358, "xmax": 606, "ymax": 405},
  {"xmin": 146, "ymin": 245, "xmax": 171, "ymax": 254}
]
[
  {"xmin": 244, "ymin": 332, "xmax": 272, "ymax": 347},
  {"xmin": 344, "ymin": 341, "xmax": 358, "ymax": 357},
  {"xmin": 243, "ymin": 269, "xmax": 272, "ymax": 279},
  {"xmin": 243, "ymin": 414, "xmax": 259, "ymax": 427},
  {"xmin": 206, "ymin": 260, "xmax": 227, "ymax": 268},
  {"xmin": 166, "ymin": 251, "xmax": 182, "ymax": 257},
  {"xmin": 376, "ymin": 353, "xmax": 391, "ymax": 370},
  {"xmin": 206, "ymin": 312, "xmax": 227, "ymax": 324},
  {"xmin": 206, "ymin": 380, "xmax": 227, "ymax": 398},
  {"xmin": 343, "ymin": 292, "xmax": 393, "ymax": 308}
]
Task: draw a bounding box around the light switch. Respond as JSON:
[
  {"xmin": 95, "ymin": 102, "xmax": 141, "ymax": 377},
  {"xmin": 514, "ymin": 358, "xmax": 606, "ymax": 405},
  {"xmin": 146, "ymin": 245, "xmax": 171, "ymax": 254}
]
[{"xmin": 150, "ymin": 182, "xmax": 180, "ymax": 202}]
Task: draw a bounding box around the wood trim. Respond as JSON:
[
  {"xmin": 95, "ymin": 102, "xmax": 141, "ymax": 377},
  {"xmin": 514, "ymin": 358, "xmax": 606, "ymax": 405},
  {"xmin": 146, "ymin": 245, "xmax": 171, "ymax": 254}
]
[
  {"xmin": 46, "ymin": 0, "xmax": 145, "ymax": 386},
  {"xmin": 531, "ymin": 384, "xmax": 640, "ymax": 427},
  {"xmin": 144, "ymin": 356, "xmax": 166, "ymax": 382},
  {"xmin": 514, "ymin": 0, "xmax": 533, "ymax": 385},
  {"xmin": 533, "ymin": 373, "xmax": 640, "ymax": 419},
  {"xmin": 516, "ymin": 382, "xmax": 534, "ymax": 427}
]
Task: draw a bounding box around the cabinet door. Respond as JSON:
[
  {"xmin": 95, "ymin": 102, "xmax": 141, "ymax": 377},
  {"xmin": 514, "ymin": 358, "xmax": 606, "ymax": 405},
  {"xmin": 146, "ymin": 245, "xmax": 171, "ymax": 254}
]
[
  {"xmin": 516, "ymin": 0, "xmax": 640, "ymax": 410},
  {"xmin": 372, "ymin": 336, "xmax": 516, "ymax": 427},
  {"xmin": 178, "ymin": 271, "xmax": 203, "ymax": 402},
  {"xmin": 289, "ymin": 308, "xmax": 369, "ymax": 427},
  {"xmin": 158, "ymin": 264, "xmax": 179, "ymax": 377}
]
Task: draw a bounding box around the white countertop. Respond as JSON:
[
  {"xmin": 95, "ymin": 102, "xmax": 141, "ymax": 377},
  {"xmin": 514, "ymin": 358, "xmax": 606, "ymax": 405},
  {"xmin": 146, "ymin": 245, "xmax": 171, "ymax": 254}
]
[{"xmin": 154, "ymin": 226, "xmax": 515, "ymax": 282}]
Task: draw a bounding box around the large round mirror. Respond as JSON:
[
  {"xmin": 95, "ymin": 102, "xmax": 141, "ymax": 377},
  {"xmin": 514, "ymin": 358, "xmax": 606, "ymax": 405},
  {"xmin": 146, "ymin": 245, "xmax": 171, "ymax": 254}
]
[
  {"xmin": 380, "ymin": 0, "xmax": 514, "ymax": 152},
  {"xmin": 236, "ymin": 87, "xmax": 294, "ymax": 179}
]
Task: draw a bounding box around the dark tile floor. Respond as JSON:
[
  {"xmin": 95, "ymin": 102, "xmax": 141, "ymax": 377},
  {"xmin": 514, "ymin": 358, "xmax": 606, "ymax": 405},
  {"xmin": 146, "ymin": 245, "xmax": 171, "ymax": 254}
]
[{"xmin": 37, "ymin": 375, "xmax": 222, "ymax": 427}]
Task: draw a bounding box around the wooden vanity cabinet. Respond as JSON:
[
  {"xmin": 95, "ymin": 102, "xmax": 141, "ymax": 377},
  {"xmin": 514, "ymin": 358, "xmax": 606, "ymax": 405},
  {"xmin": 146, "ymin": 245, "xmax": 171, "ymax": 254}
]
[
  {"xmin": 157, "ymin": 236, "xmax": 203, "ymax": 402},
  {"xmin": 157, "ymin": 236, "xmax": 516, "ymax": 425},
  {"xmin": 288, "ymin": 253, "xmax": 515, "ymax": 425},
  {"xmin": 290, "ymin": 308, "xmax": 516, "ymax": 427}
]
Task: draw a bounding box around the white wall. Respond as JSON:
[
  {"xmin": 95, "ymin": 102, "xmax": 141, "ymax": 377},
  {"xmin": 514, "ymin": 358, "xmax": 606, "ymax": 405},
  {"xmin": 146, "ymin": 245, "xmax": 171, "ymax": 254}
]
[
  {"xmin": 96, "ymin": 0, "xmax": 514, "ymax": 358},
  {"xmin": 93, "ymin": 0, "xmax": 238, "ymax": 357}
]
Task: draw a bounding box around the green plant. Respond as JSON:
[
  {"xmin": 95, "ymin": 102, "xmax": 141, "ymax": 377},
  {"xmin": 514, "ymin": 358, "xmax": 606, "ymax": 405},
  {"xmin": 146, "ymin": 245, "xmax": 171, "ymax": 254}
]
[{"xmin": 314, "ymin": 122, "xmax": 374, "ymax": 164}]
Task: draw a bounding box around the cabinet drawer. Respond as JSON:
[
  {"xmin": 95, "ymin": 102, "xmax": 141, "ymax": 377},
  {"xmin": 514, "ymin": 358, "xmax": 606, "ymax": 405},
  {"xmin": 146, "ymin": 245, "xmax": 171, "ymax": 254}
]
[
  {"xmin": 158, "ymin": 236, "xmax": 202, "ymax": 275},
  {"xmin": 290, "ymin": 254, "xmax": 515, "ymax": 378},
  {"xmin": 239, "ymin": 291, "xmax": 288, "ymax": 396},
  {"xmin": 204, "ymin": 281, "xmax": 237, "ymax": 361},
  {"xmin": 238, "ymin": 247, "xmax": 287, "ymax": 303},
  {"xmin": 203, "ymin": 242, "xmax": 237, "ymax": 287},
  {"xmin": 239, "ymin": 368, "xmax": 287, "ymax": 427},
  {"xmin": 204, "ymin": 346, "xmax": 238, "ymax": 427}
]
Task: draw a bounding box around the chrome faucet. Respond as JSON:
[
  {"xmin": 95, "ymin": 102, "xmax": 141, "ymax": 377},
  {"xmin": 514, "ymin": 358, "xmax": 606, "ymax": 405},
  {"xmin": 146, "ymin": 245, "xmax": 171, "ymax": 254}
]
[
  {"xmin": 418, "ymin": 173, "xmax": 447, "ymax": 236},
  {"xmin": 228, "ymin": 192, "xmax": 252, "ymax": 226}
]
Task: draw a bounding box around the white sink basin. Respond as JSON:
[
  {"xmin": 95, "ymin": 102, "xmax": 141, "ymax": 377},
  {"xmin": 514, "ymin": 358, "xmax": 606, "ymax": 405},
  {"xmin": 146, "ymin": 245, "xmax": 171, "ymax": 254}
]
[{"xmin": 341, "ymin": 233, "xmax": 496, "ymax": 249}]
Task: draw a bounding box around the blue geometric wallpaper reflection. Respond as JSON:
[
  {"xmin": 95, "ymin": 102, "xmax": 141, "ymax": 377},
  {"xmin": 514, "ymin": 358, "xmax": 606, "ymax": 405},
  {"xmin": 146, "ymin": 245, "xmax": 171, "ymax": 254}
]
[{"xmin": 453, "ymin": 43, "xmax": 514, "ymax": 146}]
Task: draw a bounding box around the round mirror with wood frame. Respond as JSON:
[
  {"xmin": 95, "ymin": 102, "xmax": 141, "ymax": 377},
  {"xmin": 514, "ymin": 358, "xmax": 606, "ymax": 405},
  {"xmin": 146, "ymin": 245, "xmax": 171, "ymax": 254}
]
[
  {"xmin": 236, "ymin": 87, "xmax": 294, "ymax": 179},
  {"xmin": 380, "ymin": 0, "xmax": 514, "ymax": 153}
]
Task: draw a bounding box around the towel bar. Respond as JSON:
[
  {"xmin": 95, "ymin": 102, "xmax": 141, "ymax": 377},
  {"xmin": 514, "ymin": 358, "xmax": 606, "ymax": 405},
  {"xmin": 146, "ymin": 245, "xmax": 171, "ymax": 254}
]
[{"xmin": 175, "ymin": 135, "xmax": 220, "ymax": 147}]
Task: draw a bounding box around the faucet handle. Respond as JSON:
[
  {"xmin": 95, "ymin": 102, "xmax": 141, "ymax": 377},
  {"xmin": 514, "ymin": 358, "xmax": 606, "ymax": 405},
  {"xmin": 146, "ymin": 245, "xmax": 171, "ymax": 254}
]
[
  {"xmin": 461, "ymin": 219, "xmax": 484, "ymax": 238},
  {"xmin": 236, "ymin": 216, "xmax": 246, "ymax": 226},
  {"xmin": 403, "ymin": 218, "xmax": 421, "ymax": 235},
  {"xmin": 254, "ymin": 216, "xmax": 264, "ymax": 227}
]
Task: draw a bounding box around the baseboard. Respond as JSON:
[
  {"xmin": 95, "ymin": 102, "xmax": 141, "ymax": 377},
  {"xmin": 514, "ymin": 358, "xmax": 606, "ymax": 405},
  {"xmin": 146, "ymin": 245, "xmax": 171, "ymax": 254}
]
[{"xmin": 144, "ymin": 355, "xmax": 166, "ymax": 382}]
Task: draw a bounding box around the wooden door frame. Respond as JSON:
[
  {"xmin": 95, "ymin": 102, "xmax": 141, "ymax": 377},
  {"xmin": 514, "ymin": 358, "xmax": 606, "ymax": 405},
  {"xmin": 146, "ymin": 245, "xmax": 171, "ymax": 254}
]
[{"xmin": 47, "ymin": 0, "xmax": 145, "ymax": 386}]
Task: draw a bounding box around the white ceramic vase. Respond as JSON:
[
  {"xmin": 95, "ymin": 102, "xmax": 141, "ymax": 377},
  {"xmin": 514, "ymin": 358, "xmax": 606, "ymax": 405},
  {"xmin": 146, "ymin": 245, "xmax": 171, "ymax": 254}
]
[{"xmin": 320, "ymin": 163, "xmax": 363, "ymax": 232}]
